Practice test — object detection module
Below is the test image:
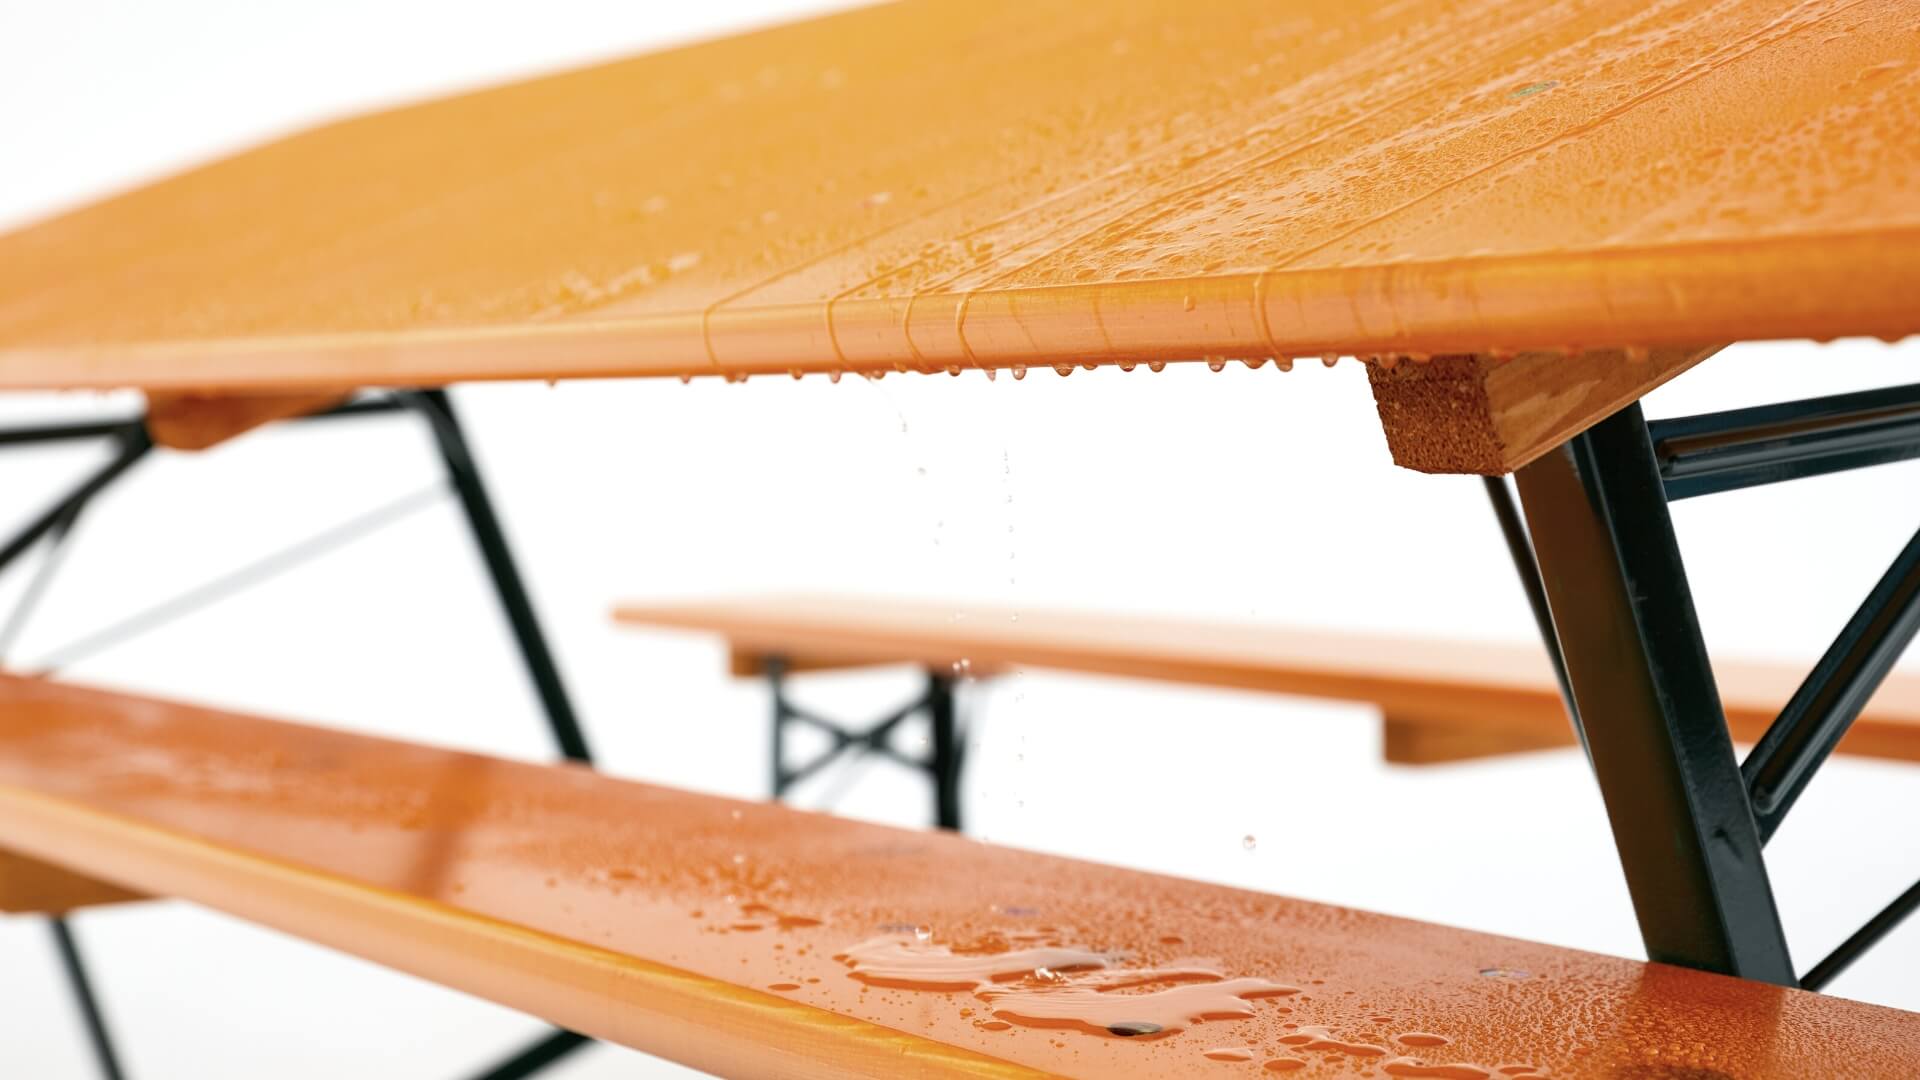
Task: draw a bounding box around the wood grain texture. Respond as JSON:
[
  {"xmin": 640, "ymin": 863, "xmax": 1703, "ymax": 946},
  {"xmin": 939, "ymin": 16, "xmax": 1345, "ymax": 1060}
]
[
  {"xmin": 0, "ymin": 1, "xmax": 1914, "ymax": 396},
  {"xmin": 144, "ymin": 391, "xmax": 346, "ymax": 450},
  {"xmin": 4, "ymin": 674, "xmax": 1920, "ymax": 1078},
  {"xmin": 1367, "ymin": 346, "xmax": 1720, "ymax": 474},
  {"xmin": 622, "ymin": 594, "xmax": 1920, "ymax": 766},
  {"xmin": 0, "ymin": 849, "xmax": 145, "ymax": 914}
]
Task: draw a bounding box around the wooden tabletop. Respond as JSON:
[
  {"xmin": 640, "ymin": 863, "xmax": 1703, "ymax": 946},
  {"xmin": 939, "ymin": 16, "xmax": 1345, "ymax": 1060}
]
[
  {"xmin": 0, "ymin": 0, "xmax": 1913, "ymax": 394},
  {"xmin": 5, "ymin": 674, "xmax": 1919, "ymax": 1077}
]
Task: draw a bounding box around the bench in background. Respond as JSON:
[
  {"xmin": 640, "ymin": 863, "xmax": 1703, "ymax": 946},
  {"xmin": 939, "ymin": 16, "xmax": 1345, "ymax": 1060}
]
[{"xmin": 614, "ymin": 594, "xmax": 1920, "ymax": 826}]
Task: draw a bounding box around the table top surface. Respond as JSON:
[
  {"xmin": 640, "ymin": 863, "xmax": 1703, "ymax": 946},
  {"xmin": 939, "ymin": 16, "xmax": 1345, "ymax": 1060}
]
[
  {"xmin": 0, "ymin": 0, "xmax": 1915, "ymax": 393},
  {"xmin": 5, "ymin": 674, "xmax": 1920, "ymax": 1078}
]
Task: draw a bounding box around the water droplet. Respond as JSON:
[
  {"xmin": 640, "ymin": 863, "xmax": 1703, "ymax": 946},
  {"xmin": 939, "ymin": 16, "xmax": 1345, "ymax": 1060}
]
[
  {"xmin": 1118, "ymin": 360, "xmax": 1136, "ymax": 372},
  {"xmin": 913, "ymin": 925, "xmax": 933, "ymax": 942},
  {"xmin": 829, "ymin": 370, "xmax": 842, "ymax": 383},
  {"xmin": 1205, "ymin": 1048, "xmax": 1255, "ymax": 1062},
  {"xmin": 1263, "ymin": 1060, "xmax": 1307, "ymax": 1073},
  {"xmin": 1378, "ymin": 354, "xmax": 1402, "ymax": 371},
  {"xmin": 984, "ymin": 367, "xmax": 997, "ymax": 381},
  {"xmin": 1010, "ymin": 363, "xmax": 1027, "ymax": 380},
  {"xmin": 1478, "ymin": 967, "xmax": 1529, "ymax": 979},
  {"xmin": 1108, "ymin": 1021, "xmax": 1163, "ymax": 1037},
  {"xmin": 1242, "ymin": 834, "xmax": 1257, "ymax": 851},
  {"xmin": 1320, "ymin": 353, "xmax": 1340, "ymax": 367},
  {"xmin": 1081, "ymin": 361, "xmax": 1098, "ymax": 371},
  {"xmin": 1148, "ymin": 360, "xmax": 1167, "ymax": 373},
  {"xmin": 1624, "ymin": 345, "xmax": 1650, "ymax": 363},
  {"xmin": 1054, "ymin": 364, "xmax": 1074, "ymax": 377},
  {"xmin": 1182, "ymin": 295, "xmax": 1197, "ymax": 312},
  {"xmin": 1206, "ymin": 357, "xmax": 1227, "ymax": 372},
  {"xmin": 1275, "ymin": 357, "xmax": 1294, "ymax": 372},
  {"xmin": 788, "ymin": 368, "xmax": 804, "ymax": 380},
  {"xmin": 730, "ymin": 809, "xmax": 743, "ymax": 822},
  {"xmin": 678, "ymin": 373, "xmax": 693, "ymax": 384},
  {"xmin": 1241, "ymin": 358, "xmax": 1267, "ymax": 370},
  {"xmin": 731, "ymin": 852, "xmax": 746, "ymax": 865},
  {"xmin": 947, "ymin": 365, "xmax": 962, "ymax": 376},
  {"xmin": 1398, "ymin": 1033, "xmax": 1452, "ymax": 1048}
]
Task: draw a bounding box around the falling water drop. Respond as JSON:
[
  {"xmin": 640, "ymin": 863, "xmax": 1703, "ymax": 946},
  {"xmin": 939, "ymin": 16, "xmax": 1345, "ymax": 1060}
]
[
  {"xmin": 1242, "ymin": 834, "xmax": 1257, "ymax": 851},
  {"xmin": 1011, "ymin": 364, "xmax": 1027, "ymax": 380}
]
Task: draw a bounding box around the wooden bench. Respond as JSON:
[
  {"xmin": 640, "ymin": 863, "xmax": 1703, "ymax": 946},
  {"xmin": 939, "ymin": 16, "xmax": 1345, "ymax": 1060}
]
[
  {"xmin": 614, "ymin": 593, "xmax": 1920, "ymax": 768},
  {"xmin": 4, "ymin": 673, "xmax": 1918, "ymax": 1078}
]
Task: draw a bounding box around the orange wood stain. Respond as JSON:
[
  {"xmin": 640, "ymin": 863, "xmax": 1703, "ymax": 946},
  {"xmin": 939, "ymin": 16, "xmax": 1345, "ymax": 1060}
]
[
  {"xmin": 615, "ymin": 594, "xmax": 1920, "ymax": 764},
  {"xmin": 0, "ymin": 1, "xmax": 1915, "ymax": 392},
  {"xmin": 2, "ymin": 675, "xmax": 1917, "ymax": 1077}
]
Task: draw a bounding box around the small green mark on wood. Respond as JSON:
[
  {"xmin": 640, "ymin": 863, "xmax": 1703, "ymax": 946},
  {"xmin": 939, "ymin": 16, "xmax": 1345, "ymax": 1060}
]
[{"xmin": 1510, "ymin": 80, "xmax": 1559, "ymax": 98}]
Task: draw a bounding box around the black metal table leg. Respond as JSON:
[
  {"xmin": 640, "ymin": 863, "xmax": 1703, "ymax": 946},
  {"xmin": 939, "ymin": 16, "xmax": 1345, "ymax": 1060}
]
[
  {"xmin": 49, "ymin": 918, "xmax": 127, "ymax": 1080},
  {"xmin": 1514, "ymin": 402, "xmax": 1796, "ymax": 984},
  {"xmin": 405, "ymin": 390, "xmax": 593, "ymax": 765}
]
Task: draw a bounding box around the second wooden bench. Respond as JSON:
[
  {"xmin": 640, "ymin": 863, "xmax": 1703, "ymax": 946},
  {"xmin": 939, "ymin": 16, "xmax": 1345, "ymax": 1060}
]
[{"xmin": 613, "ymin": 594, "xmax": 1920, "ymax": 828}]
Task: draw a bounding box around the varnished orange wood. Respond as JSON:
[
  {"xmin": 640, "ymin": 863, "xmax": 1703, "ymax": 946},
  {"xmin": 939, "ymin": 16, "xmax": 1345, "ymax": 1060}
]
[
  {"xmin": 0, "ymin": 1, "xmax": 1914, "ymax": 395},
  {"xmin": 617, "ymin": 594, "xmax": 1920, "ymax": 766},
  {"xmin": 1381, "ymin": 715, "xmax": 1575, "ymax": 766},
  {"xmin": 144, "ymin": 390, "xmax": 346, "ymax": 450},
  {"xmin": 0, "ymin": 849, "xmax": 144, "ymax": 914},
  {"xmin": 3, "ymin": 675, "xmax": 1918, "ymax": 1077}
]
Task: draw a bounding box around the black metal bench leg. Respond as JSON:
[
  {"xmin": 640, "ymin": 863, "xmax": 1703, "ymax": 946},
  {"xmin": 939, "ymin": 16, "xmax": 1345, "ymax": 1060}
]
[
  {"xmin": 927, "ymin": 673, "xmax": 962, "ymax": 832},
  {"xmin": 49, "ymin": 917, "xmax": 127, "ymax": 1080},
  {"xmin": 1513, "ymin": 402, "xmax": 1795, "ymax": 984},
  {"xmin": 463, "ymin": 1030, "xmax": 592, "ymax": 1080}
]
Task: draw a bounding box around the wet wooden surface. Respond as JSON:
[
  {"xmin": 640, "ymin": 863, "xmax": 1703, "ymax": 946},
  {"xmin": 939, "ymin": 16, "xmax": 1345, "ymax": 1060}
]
[
  {"xmin": 0, "ymin": 0, "xmax": 1913, "ymax": 397},
  {"xmin": 4, "ymin": 675, "xmax": 1915, "ymax": 1077}
]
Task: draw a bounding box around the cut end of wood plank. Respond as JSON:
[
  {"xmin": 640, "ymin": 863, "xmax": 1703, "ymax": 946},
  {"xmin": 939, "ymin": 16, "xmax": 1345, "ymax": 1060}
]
[
  {"xmin": 1381, "ymin": 715, "xmax": 1577, "ymax": 766},
  {"xmin": 0, "ymin": 848, "xmax": 146, "ymax": 913},
  {"xmin": 1368, "ymin": 347, "xmax": 1722, "ymax": 475}
]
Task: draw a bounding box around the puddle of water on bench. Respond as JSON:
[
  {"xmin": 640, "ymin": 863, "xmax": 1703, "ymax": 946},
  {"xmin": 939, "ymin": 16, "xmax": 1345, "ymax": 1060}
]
[{"xmin": 834, "ymin": 932, "xmax": 1544, "ymax": 1077}]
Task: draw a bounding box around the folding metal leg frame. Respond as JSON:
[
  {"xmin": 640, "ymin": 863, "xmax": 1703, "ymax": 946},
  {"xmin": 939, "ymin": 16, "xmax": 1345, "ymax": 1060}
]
[
  {"xmin": 765, "ymin": 656, "xmax": 965, "ymax": 831},
  {"xmin": 0, "ymin": 393, "xmax": 593, "ymax": 1079},
  {"xmin": 1490, "ymin": 382, "xmax": 1920, "ymax": 989}
]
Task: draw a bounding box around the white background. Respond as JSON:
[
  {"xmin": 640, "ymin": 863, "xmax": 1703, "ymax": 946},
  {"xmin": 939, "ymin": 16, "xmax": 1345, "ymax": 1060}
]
[{"xmin": 2, "ymin": 3, "xmax": 1917, "ymax": 1077}]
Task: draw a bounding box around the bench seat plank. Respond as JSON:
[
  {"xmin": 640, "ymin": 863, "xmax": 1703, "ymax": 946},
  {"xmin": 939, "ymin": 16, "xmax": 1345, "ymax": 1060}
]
[
  {"xmin": 614, "ymin": 594, "xmax": 1920, "ymax": 765},
  {"xmin": 3, "ymin": 674, "xmax": 1918, "ymax": 1078},
  {"xmin": 0, "ymin": 1, "xmax": 1915, "ymax": 395}
]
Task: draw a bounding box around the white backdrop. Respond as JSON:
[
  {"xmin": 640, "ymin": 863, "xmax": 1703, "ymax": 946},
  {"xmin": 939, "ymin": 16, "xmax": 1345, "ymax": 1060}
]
[{"xmin": 2, "ymin": 3, "xmax": 1917, "ymax": 1077}]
